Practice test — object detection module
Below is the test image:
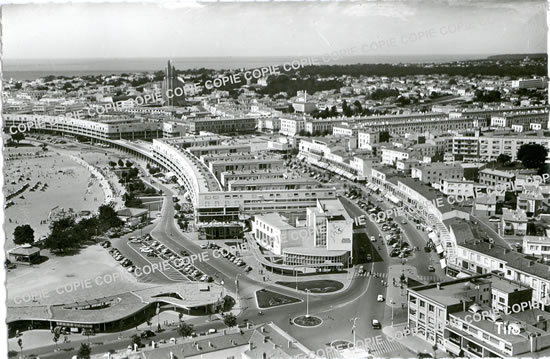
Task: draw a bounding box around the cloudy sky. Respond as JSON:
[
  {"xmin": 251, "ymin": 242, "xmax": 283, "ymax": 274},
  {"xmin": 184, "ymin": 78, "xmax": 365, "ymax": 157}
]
[{"xmin": 3, "ymin": 0, "xmax": 547, "ymax": 59}]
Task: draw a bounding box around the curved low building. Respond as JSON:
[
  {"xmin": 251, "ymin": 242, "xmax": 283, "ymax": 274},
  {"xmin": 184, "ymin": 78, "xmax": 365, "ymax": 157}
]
[{"xmin": 7, "ymin": 283, "xmax": 223, "ymax": 336}]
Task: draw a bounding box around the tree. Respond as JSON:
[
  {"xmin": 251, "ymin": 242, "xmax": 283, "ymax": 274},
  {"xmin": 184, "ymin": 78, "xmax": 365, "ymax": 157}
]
[
  {"xmin": 287, "ymin": 104, "xmax": 295, "ymax": 113},
  {"xmin": 223, "ymin": 295, "xmax": 236, "ymax": 311},
  {"xmin": 77, "ymin": 343, "xmax": 92, "ymax": 359},
  {"xmin": 97, "ymin": 204, "xmax": 123, "ymax": 231},
  {"xmin": 223, "ymin": 313, "xmax": 237, "ymax": 327},
  {"xmin": 125, "ymin": 160, "xmax": 133, "ymax": 168},
  {"xmin": 13, "ymin": 224, "xmax": 35, "ymax": 245},
  {"xmin": 11, "ymin": 132, "xmax": 25, "ymax": 145},
  {"xmin": 131, "ymin": 334, "xmax": 142, "ymax": 348},
  {"xmin": 177, "ymin": 322, "xmax": 194, "ymax": 337},
  {"xmin": 62, "ymin": 82, "xmax": 74, "ymax": 91},
  {"xmin": 44, "ymin": 217, "xmax": 81, "ymax": 253},
  {"xmin": 496, "ymin": 154, "xmax": 511, "ymax": 166},
  {"xmin": 448, "ymin": 78, "xmax": 457, "ymax": 85},
  {"xmin": 52, "ymin": 332, "xmax": 60, "ymax": 350},
  {"xmin": 117, "ymin": 159, "xmax": 124, "ymax": 167},
  {"xmin": 353, "ymin": 100, "xmax": 363, "ymax": 114},
  {"xmin": 17, "ymin": 338, "xmax": 23, "ymax": 357},
  {"xmin": 109, "ymin": 161, "xmax": 117, "ymax": 168},
  {"xmin": 517, "ymin": 144, "xmax": 548, "ymax": 169}
]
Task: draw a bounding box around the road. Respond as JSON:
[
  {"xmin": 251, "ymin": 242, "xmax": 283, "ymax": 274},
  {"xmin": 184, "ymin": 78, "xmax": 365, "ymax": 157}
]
[{"xmin": 20, "ymin": 158, "xmax": 445, "ymax": 358}]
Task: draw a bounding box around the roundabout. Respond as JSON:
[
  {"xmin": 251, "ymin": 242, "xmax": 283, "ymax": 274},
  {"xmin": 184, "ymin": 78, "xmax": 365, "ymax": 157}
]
[
  {"xmin": 330, "ymin": 339, "xmax": 354, "ymax": 351},
  {"xmin": 292, "ymin": 315, "xmax": 323, "ymax": 328}
]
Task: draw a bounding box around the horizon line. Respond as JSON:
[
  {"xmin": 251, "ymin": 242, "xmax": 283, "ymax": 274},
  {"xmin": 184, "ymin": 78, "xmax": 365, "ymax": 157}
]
[{"xmin": 5, "ymin": 52, "xmax": 544, "ymax": 62}]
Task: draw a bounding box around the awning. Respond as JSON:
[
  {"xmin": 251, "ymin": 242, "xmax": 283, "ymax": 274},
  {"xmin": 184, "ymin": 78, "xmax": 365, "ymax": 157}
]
[
  {"xmin": 428, "ymin": 232, "xmax": 438, "ymax": 242},
  {"xmin": 440, "ymin": 258, "xmax": 447, "ymax": 269},
  {"xmin": 456, "ymin": 272, "xmax": 470, "ymax": 278},
  {"xmin": 436, "ymin": 244, "xmax": 444, "ymax": 254},
  {"xmin": 445, "ymin": 342, "xmax": 462, "ymax": 356}
]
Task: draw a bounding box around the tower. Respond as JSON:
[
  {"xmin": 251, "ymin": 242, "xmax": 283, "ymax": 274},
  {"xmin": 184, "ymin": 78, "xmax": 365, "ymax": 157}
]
[{"xmin": 162, "ymin": 60, "xmax": 186, "ymax": 106}]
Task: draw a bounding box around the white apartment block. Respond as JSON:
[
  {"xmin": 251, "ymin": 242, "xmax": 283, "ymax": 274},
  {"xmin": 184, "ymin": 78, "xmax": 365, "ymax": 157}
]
[
  {"xmin": 381, "ymin": 147, "xmax": 410, "ymax": 166},
  {"xmin": 455, "ymin": 242, "xmax": 550, "ymax": 308},
  {"xmin": 279, "ymin": 117, "xmax": 306, "ymax": 136},
  {"xmin": 522, "ymin": 236, "xmax": 550, "ymax": 257},
  {"xmin": 358, "ymin": 130, "xmax": 379, "ymax": 150}
]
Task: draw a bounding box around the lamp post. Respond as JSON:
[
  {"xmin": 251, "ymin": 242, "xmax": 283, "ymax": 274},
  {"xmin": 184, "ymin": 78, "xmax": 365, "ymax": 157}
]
[
  {"xmin": 351, "ymin": 317, "xmax": 359, "ymax": 348},
  {"xmin": 235, "ymin": 274, "xmax": 241, "ymax": 306},
  {"xmin": 390, "ymin": 299, "xmax": 394, "ymax": 327},
  {"xmin": 305, "ymin": 289, "xmax": 311, "ymax": 318}
]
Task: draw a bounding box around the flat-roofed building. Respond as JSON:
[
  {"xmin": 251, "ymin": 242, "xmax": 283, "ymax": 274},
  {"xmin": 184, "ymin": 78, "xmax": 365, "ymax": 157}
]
[
  {"xmin": 219, "ymin": 169, "xmax": 286, "ymax": 190},
  {"xmin": 479, "ymin": 169, "xmax": 516, "ymax": 188},
  {"xmin": 454, "ymin": 240, "xmax": 550, "ymax": 309},
  {"xmin": 228, "ymin": 177, "xmax": 319, "ymax": 191},
  {"xmin": 411, "ymin": 163, "xmax": 464, "ymax": 185},
  {"xmin": 501, "ymin": 208, "xmax": 528, "ymax": 236},
  {"xmin": 523, "ymin": 236, "xmax": 550, "ymax": 257},
  {"xmin": 252, "ymin": 198, "xmax": 353, "ymax": 269},
  {"xmin": 407, "ymin": 276, "xmax": 493, "ymax": 348},
  {"xmin": 208, "ymin": 157, "xmax": 284, "ymax": 182},
  {"xmin": 511, "ymin": 78, "xmax": 546, "ymax": 89},
  {"xmin": 358, "ymin": 130, "xmax": 379, "ymax": 150},
  {"xmin": 280, "ymin": 116, "xmax": 306, "ymax": 136},
  {"xmin": 187, "ymin": 117, "xmax": 257, "ymax": 135}
]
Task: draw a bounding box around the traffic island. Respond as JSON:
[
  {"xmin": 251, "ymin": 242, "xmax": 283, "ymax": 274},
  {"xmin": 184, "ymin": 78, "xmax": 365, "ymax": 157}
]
[
  {"xmin": 330, "ymin": 339, "xmax": 354, "ymax": 350},
  {"xmin": 276, "ymin": 280, "xmax": 343, "ymax": 293},
  {"xmin": 292, "ymin": 315, "xmax": 322, "ymax": 328},
  {"xmin": 256, "ymin": 289, "xmax": 301, "ymax": 309}
]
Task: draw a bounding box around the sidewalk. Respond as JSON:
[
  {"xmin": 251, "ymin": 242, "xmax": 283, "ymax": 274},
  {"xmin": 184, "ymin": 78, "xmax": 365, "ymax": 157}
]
[
  {"xmin": 383, "ymin": 324, "xmax": 447, "ymax": 357},
  {"xmin": 384, "ymin": 264, "xmax": 417, "ymax": 309}
]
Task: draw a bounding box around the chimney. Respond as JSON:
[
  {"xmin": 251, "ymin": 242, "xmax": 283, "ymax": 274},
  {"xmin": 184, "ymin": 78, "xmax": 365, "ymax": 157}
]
[
  {"xmin": 209, "ymin": 341, "xmax": 213, "ymax": 348},
  {"xmin": 288, "ymin": 341, "xmax": 293, "ymax": 349},
  {"xmin": 437, "ymin": 283, "xmax": 441, "ymax": 290},
  {"xmin": 195, "ymin": 343, "xmax": 200, "ymax": 350},
  {"xmin": 489, "ymin": 243, "xmax": 493, "ymax": 249},
  {"xmin": 263, "ymin": 335, "xmax": 268, "ymax": 343},
  {"xmin": 170, "ymin": 352, "xmax": 174, "ymax": 359},
  {"xmin": 223, "ymin": 329, "xmax": 227, "ymax": 335}
]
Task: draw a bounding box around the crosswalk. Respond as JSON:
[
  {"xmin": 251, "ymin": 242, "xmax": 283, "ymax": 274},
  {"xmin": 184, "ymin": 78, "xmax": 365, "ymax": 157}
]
[
  {"xmin": 320, "ymin": 339, "xmax": 407, "ymax": 358},
  {"xmin": 352, "ymin": 271, "xmax": 439, "ymax": 283},
  {"xmin": 368, "ymin": 339, "xmax": 407, "ymax": 356}
]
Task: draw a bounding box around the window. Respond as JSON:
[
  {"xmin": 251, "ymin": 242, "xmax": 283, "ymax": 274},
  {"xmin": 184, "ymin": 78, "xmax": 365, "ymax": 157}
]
[
  {"xmin": 429, "ymin": 304, "xmax": 434, "ymax": 312},
  {"xmin": 420, "ymin": 300, "xmax": 425, "ymax": 308}
]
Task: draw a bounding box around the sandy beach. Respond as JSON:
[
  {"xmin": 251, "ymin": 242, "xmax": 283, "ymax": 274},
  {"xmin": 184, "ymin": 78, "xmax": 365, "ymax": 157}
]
[{"xmin": 4, "ymin": 141, "xmax": 143, "ymax": 305}]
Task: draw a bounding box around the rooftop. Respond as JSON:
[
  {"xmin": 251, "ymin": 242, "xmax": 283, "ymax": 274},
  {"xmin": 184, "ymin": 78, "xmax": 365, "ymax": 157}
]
[{"xmin": 459, "ymin": 241, "xmax": 550, "ymax": 280}]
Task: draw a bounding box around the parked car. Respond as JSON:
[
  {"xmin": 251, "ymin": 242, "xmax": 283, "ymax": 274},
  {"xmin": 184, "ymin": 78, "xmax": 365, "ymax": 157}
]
[
  {"xmin": 377, "ymin": 295, "xmax": 384, "ymax": 302},
  {"xmin": 372, "ymin": 319, "xmax": 381, "ymax": 329},
  {"xmin": 428, "ymin": 265, "xmax": 435, "ymax": 272}
]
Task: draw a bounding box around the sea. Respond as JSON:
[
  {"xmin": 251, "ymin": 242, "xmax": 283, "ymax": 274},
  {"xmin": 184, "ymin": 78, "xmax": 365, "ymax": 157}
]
[{"xmin": 3, "ymin": 54, "xmax": 489, "ymax": 81}]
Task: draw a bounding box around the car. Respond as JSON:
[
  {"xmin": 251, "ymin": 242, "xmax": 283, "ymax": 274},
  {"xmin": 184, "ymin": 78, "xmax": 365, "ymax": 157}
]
[
  {"xmin": 489, "ymin": 216, "xmax": 500, "ymax": 222},
  {"xmin": 390, "ymin": 250, "xmax": 400, "ymax": 257},
  {"xmin": 428, "ymin": 265, "xmax": 435, "ymax": 272},
  {"xmin": 200, "ymin": 243, "xmax": 208, "ymax": 249},
  {"xmin": 366, "ymin": 254, "xmax": 372, "ymax": 261},
  {"xmin": 170, "ymin": 338, "xmax": 177, "ymax": 344},
  {"xmin": 377, "ymin": 295, "xmax": 384, "ymax": 302},
  {"xmin": 358, "ymin": 265, "xmax": 364, "ymax": 273},
  {"xmin": 200, "ymin": 275, "xmax": 208, "ymax": 281},
  {"xmin": 372, "ymin": 319, "xmax": 381, "ymax": 329},
  {"xmin": 208, "ymin": 329, "xmax": 217, "ymax": 334},
  {"xmin": 371, "ymin": 237, "xmax": 377, "ymax": 242}
]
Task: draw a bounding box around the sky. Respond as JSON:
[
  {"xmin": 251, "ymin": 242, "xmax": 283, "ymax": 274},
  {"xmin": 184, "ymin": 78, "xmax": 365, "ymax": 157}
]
[{"xmin": 3, "ymin": 0, "xmax": 548, "ymax": 59}]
